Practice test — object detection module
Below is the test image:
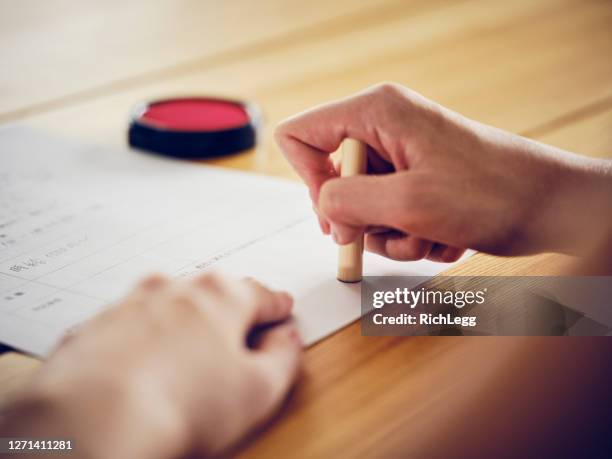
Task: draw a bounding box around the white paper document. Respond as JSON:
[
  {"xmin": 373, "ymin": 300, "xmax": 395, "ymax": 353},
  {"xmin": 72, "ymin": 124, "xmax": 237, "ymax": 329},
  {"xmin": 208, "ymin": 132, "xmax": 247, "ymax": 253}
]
[{"xmin": 0, "ymin": 126, "xmax": 467, "ymax": 356}]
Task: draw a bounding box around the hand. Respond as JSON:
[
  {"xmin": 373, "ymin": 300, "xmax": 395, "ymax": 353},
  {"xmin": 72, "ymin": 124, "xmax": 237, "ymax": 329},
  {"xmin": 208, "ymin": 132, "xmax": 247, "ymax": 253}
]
[
  {"xmin": 0, "ymin": 274, "xmax": 302, "ymax": 459},
  {"xmin": 275, "ymin": 83, "xmax": 612, "ymax": 260}
]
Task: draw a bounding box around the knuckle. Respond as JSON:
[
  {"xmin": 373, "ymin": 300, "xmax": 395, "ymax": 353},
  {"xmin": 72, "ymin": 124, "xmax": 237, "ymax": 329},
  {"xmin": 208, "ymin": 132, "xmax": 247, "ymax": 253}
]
[
  {"xmin": 173, "ymin": 292, "xmax": 202, "ymax": 314},
  {"xmin": 273, "ymin": 120, "xmax": 293, "ymax": 148},
  {"xmin": 194, "ymin": 271, "xmax": 225, "ymax": 290},
  {"xmin": 273, "ymin": 122, "xmax": 286, "ymax": 145},
  {"xmin": 372, "ymin": 81, "xmax": 404, "ymax": 98},
  {"xmin": 139, "ymin": 273, "xmax": 168, "ymax": 289}
]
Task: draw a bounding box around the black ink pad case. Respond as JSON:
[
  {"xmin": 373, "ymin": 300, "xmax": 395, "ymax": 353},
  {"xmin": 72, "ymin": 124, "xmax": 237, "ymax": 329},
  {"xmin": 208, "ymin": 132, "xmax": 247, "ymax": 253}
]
[{"xmin": 128, "ymin": 97, "xmax": 260, "ymax": 159}]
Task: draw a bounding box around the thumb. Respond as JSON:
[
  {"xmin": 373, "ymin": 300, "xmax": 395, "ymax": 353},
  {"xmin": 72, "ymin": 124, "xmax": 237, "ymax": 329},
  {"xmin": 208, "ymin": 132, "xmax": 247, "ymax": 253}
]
[
  {"xmin": 250, "ymin": 322, "xmax": 303, "ymax": 419},
  {"xmin": 318, "ymin": 173, "xmax": 407, "ymax": 244}
]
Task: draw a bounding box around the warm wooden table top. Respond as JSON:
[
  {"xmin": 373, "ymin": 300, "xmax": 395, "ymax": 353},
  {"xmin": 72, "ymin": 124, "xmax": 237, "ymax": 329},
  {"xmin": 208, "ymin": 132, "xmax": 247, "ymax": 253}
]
[{"xmin": 1, "ymin": 0, "xmax": 611, "ymax": 457}]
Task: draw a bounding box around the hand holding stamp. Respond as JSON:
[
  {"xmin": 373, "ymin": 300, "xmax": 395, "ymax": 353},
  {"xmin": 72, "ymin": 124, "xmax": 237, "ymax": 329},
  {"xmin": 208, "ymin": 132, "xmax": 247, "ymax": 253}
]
[{"xmin": 337, "ymin": 138, "xmax": 368, "ymax": 283}]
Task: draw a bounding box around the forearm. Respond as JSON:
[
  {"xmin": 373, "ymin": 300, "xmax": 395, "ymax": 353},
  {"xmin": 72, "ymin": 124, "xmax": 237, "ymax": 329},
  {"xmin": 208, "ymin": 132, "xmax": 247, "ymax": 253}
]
[
  {"xmin": 540, "ymin": 147, "xmax": 612, "ymax": 258},
  {"xmin": 566, "ymin": 156, "xmax": 612, "ymax": 269},
  {"xmin": 0, "ymin": 389, "xmax": 81, "ymax": 459},
  {"xmin": 0, "ymin": 377, "xmax": 188, "ymax": 459},
  {"xmin": 478, "ymin": 121, "xmax": 612, "ymax": 259}
]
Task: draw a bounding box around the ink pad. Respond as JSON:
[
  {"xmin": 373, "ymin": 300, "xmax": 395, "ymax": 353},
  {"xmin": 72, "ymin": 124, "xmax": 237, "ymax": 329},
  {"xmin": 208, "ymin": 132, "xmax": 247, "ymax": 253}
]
[{"xmin": 128, "ymin": 97, "xmax": 259, "ymax": 159}]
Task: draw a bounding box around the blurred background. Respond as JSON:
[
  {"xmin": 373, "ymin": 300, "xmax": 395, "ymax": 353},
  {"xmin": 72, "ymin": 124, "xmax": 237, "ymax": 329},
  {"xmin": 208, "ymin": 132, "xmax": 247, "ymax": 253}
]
[{"xmin": 1, "ymin": 0, "xmax": 610, "ymax": 174}]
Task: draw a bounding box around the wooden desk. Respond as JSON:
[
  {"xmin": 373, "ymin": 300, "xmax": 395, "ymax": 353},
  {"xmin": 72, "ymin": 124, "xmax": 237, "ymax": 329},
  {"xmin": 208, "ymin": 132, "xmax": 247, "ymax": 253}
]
[{"xmin": 1, "ymin": 0, "xmax": 611, "ymax": 456}]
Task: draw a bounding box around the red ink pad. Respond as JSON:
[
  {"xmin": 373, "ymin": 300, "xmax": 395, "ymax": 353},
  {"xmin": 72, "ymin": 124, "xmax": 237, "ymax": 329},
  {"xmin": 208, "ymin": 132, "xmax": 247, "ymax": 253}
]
[{"xmin": 128, "ymin": 97, "xmax": 259, "ymax": 159}]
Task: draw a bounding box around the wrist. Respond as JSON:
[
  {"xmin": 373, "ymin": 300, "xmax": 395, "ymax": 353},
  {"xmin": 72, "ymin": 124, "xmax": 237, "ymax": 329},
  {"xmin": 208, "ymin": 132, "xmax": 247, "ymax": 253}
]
[
  {"xmin": 3, "ymin": 371, "xmax": 190, "ymax": 459},
  {"xmin": 544, "ymin": 155, "xmax": 612, "ymax": 257},
  {"xmin": 571, "ymin": 158, "xmax": 612, "ymax": 253}
]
